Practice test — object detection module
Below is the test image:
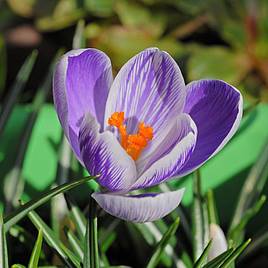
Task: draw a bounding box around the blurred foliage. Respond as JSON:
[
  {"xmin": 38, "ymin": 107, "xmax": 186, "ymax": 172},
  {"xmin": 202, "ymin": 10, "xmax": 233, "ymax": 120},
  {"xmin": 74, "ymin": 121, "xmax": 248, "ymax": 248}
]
[
  {"xmin": 1, "ymin": 0, "xmax": 268, "ymax": 266},
  {"xmin": 1, "ymin": 0, "xmax": 268, "ymax": 101}
]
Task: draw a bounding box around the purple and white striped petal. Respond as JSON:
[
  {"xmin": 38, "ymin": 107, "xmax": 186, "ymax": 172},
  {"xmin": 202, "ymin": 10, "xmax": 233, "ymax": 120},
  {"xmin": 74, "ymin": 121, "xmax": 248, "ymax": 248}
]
[
  {"xmin": 53, "ymin": 49, "xmax": 113, "ymax": 161},
  {"xmin": 79, "ymin": 113, "xmax": 137, "ymax": 192},
  {"xmin": 104, "ymin": 48, "xmax": 186, "ymax": 141},
  {"xmin": 92, "ymin": 189, "xmax": 185, "ymax": 222},
  {"xmin": 180, "ymin": 79, "xmax": 243, "ymax": 176},
  {"xmin": 131, "ymin": 114, "xmax": 197, "ymax": 190}
]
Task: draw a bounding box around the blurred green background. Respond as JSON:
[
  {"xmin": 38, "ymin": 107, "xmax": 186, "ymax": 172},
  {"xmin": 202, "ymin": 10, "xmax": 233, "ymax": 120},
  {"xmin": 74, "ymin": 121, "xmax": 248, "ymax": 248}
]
[{"xmin": 0, "ymin": 0, "xmax": 268, "ymax": 266}]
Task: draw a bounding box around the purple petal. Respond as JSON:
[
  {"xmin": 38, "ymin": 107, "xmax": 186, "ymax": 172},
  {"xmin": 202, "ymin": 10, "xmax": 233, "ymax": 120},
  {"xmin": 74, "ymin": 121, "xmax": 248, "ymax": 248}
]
[
  {"xmin": 131, "ymin": 114, "xmax": 197, "ymax": 190},
  {"xmin": 92, "ymin": 189, "xmax": 185, "ymax": 222},
  {"xmin": 79, "ymin": 113, "xmax": 137, "ymax": 192},
  {"xmin": 104, "ymin": 48, "xmax": 186, "ymax": 140},
  {"xmin": 53, "ymin": 49, "xmax": 113, "ymax": 161},
  {"xmin": 208, "ymin": 223, "xmax": 228, "ymax": 261},
  {"xmin": 180, "ymin": 79, "xmax": 243, "ymax": 176}
]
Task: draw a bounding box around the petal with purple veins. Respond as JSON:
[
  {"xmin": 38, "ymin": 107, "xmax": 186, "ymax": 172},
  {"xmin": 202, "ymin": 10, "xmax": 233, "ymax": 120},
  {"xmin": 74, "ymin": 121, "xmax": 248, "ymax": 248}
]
[
  {"xmin": 79, "ymin": 113, "xmax": 137, "ymax": 192},
  {"xmin": 180, "ymin": 79, "xmax": 243, "ymax": 176},
  {"xmin": 131, "ymin": 114, "xmax": 197, "ymax": 190},
  {"xmin": 92, "ymin": 189, "xmax": 185, "ymax": 222},
  {"xmin": 53, "ymin": 49, "xmax": 113, "ymax": 161},
  {"xmin": 104, "ymin": 48, "xmax": 186, "ymax": 141}
]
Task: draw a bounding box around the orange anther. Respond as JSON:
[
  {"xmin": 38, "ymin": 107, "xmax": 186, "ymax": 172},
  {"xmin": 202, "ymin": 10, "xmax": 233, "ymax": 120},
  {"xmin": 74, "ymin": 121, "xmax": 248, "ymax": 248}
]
[
  {"xmin": 138, "ymin": 122, "xmax": 153, "ymax": 141},
  {"xmin": 108, "ymin": 112, "xmax": 153, "ymax": 161},
  {"xmin": 108, "ymin": 112, "xmax": 124, "ymax": 128}
]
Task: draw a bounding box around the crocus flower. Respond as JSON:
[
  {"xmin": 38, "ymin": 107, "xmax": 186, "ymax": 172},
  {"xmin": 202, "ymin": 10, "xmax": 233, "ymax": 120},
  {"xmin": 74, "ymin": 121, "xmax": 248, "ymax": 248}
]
[{"xmin": 53, "ymin": 48, "xmax": 243, "ymax": 222}]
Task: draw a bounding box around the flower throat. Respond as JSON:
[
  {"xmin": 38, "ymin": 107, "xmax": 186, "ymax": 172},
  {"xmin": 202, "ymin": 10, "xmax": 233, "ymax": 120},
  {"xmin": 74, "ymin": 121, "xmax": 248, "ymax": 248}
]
[{"xmin": 108, "ymin": 112, "xmax": 153, "ymax": 161}]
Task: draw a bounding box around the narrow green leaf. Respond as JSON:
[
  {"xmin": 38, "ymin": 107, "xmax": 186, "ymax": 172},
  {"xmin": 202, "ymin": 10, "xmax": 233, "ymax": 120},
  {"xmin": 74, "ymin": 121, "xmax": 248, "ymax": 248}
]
[
  {"xmin": 193, "ymin": 170, "xmax": 203, "ymax": 260},
  {"xmin": 0, "ymin": 50, "xmax": 38, "ymax": 137},
  {"xmin": 88, "ymin": 197, "xmax": 99, "ymax": 268},
  {"xmin": 11, "ymin": 265, "xmax": 26, "ymax": 268},
  {"xmin": 4, "ymin": 176, "xmax": 95, "ymax": 231},
  {"xmin": 146, "ymin": 217, "xmax": 180, "ymax": 268},
  {"xmin": 228, "ymin": 195, "xmax": 266, "ymax": 245},
  {"xmin": 220, "ymin": 239, "xmax": 251, "ymax": 268},
  {"xmin": 241, "ymin": 228, "xmax": 268, "ymax": 258},
  {"xmin": 64, "ymin": 227, "xmax": 83, "ymax": 261},
  {"xmin": 192, "ymin": 170, "xmax": 209, "ymax": 261},
  {"xmin": 83, "ymin": 214, "xmax": 90, "ymax": 268},
  {"xmin": 100, "ymin": 231, "xmax": 116, "ymax": 253},
  {"xmin": 73, "ymin": 20, "xmax": 86, "ymax": 49},
  {"xmin": 193, "ymin": 240, "xmax": 212, "ymax": 268},
  {"xmin": 206, "ymin": 189, "xmax": 219, "ymax": 225},
  {"xmin": 65, "ymin": 195, "xmax": 87, "ymax": 241},
  {"xmin": 27, "ymin": 209, "xmax": 81, "ymax": 268},
  {"xmin": 133, "ymin": 218, "xmax": 180, "ymax": 266},
  {"xmin": 0, "ymin": 214, "xmax": 9, "ymax": 268},
  {"xmin": 51, "ymin": 136, "xmax": 72, "ymax": 237},
  {"xmin": 28, "ymin": 229, "xmax": 43, "ymax": 268},
  {"xmin": 203, "ymin": 249, "xmax": 234, "ymax": 268},
  {"xmin": 0, "ymin": 35, "xmax": 6, "ymax": 94},
  {"xmin": 230, "ymin": 139, "xmax": 268, "ymax": 231}
]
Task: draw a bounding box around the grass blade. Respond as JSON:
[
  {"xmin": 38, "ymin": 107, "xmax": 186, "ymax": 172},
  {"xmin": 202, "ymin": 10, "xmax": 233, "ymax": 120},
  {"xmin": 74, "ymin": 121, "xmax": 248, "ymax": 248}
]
[
  {"xmin": 0, "ymin": 214, "xmax": 9, "ymax": 268},
  {"xmin": 73, "ymin": 20, "xmax": 86, "ymax": 49},
  {"xmin": 193, "ymin": 240, "xmax": 212, "ymax": 268},
  {"xmin": 4, "ymin": 176, "xmax": 95, "ymax": 231},
  {"xmin": 64, "ymin": 227, "xmax": 83, "ymax": 261},
  {"xmin": 0, "ymin": 35, "xmax": 6, "ymax": 94},
  {"xmin": 65, "ymin": 195, "xmax": 87, "ymax": 241},
  {"xmin": 220, "ymin": 239, "xmax": 251, "ymax": 268},
  {"xmin": 241, "ymin": 228, "xmax": 268, "ymax": 258},
  {"xmin": 206, "ymin": 189, "xmax": 219, "ymax": 225},
  {"xmin": 228, "ymin": 195, "xmax": 266, "ymax": 245},
  {"xmin": 0, "ymin": 50, "xmax": 37, "ymax": 136},
  {"xmin": 27, "ymin": 209, "xmax": 80, "ymax": 267},
  {"xmin": 203, "ymin": 249, "xmax": 234, "ymax": 268},
  {"xmin": 83, "ymin": 214, "xmax": 90, "ymax": 268},
  {"xmin": 51, "ymin": 136, "xmax": 72, "ymax": 237},
  {"xmin": 192, "ymin": 170, "xmax": 209, "ymax": 261},
  {"xmin": 28, "ymin": 229, "xmax": 43, "ymax": 268},
  {"xmin": 230, "ymin": 139, "xmax": 268, "ymax": 231},
  {"xmin": 146, "ymin": 217, "xmax": 180, "ymax": 268},
  {"xmin": 89, "ymin": 197, "xmax": 99, "ymax": 268}
]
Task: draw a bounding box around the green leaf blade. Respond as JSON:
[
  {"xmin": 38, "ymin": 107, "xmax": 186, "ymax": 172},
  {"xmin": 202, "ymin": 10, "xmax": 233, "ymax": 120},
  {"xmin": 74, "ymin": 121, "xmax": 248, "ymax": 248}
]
[
  {"xmin": 146, "ymin": 217, "xmax": 180, "ymax": 268},
  {"xmin": 4, "ymin": 176, "xmax": 95, "ymax": 231},
  {"xmin": 0, "ymin": 214, "xmax": 9, "ymax": 268},
  {"xmin": 28, "ymin": 229, "xmax": 43, "ymax": 268}
]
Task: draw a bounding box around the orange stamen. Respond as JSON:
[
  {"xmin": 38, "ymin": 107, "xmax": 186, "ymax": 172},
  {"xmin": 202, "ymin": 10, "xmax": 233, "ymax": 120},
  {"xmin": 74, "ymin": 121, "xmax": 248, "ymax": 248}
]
[
  {"xmin": 108, "ymin": 112, "xmax": 154, "ymax": 160},
  {"xmin": 108, "ymin": 112, "xmax": 128, "ymax": 149}
]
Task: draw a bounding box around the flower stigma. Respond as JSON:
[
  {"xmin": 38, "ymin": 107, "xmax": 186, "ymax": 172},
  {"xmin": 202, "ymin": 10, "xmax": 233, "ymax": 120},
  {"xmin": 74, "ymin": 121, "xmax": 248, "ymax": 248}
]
[{"xmin": 108, "ymin": 112, "xmax": 153, "ymax": 160}]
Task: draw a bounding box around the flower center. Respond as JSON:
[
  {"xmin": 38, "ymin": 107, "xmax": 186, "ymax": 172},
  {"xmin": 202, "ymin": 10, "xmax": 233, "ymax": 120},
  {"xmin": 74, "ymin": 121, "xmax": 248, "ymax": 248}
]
[{"xmin": 108, "ymin": 112, "xmax": 153, "ymax": 161}]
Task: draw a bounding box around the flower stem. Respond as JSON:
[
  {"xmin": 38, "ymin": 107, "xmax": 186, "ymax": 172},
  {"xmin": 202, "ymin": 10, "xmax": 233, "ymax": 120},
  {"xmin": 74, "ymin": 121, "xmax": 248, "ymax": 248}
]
[{"xmin": 89, "ymin": 196, "xmax": 99, "ymax": 268}]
